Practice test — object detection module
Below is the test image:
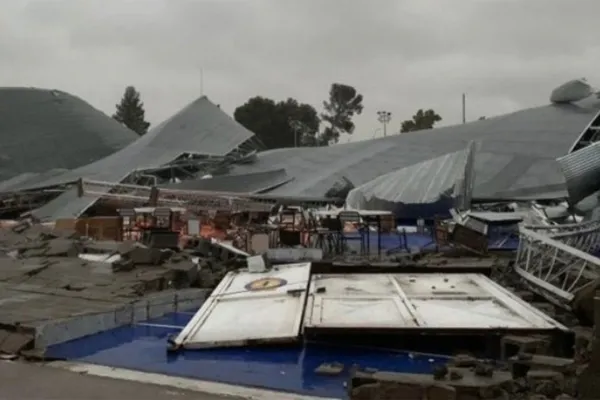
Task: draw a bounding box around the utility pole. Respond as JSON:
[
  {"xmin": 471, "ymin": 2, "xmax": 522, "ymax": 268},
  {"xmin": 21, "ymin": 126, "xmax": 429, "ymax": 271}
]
[
  {"xmin": 377, "ymin": 111, "xmax": 392, "ymax": 137},
  {"xmin": 289, "ymin": 119, "xmax": 308, "ymax": 147},
  {"xmin": 462, "ymin": 93, "xmax": 466, "ymax": 124}
]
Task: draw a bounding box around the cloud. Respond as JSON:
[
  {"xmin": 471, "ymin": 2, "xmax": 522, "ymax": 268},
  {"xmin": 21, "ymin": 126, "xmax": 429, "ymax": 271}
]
[{"xmin": 1, "ymin": 0, "xmax": 599, "ymax": 139}]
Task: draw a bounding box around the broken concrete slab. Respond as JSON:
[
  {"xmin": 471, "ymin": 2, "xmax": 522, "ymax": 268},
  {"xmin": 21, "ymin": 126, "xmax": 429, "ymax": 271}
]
[
  {"xmin": 0, "ymin": 279, "xmax": 210, "ymax": 350},
  {"xmin": 509, "ymin": 354, "xmax": 575, "ymax": 375},
  {"xmin": 0, "ymin": 330, "xmax": 33, "ymax": 354},
  {"xmin": 82, "ymin": 240, "xmax": 122, "ymax": 254},
  {"xmin": 34, "ymin": 288, "xmax": 210, "ymax": 349},
  {"xmin": 449, "ymin": 354, "xmax": 478, "ymax": 368},
  {"xmin": 314, "ymin": 362, "xmax": 344, "ymax": 376},
  {"xmin": 569, "ymin": 278, "xmax": 600, "ymax": 326},
  {"xmin": 349, "ymin": 368, "xmax": 512, "ymax": 400},
  {"xmin": 164, "ymin": 260, "xmax": 198, "ymax": 288},
  {"xmin": 500, "ymin": 335, "xmax": 549, "ymax": 360},
  {"xmin": 119, "ymin": 244, "xmax": 170, "ymax": 266},
  {"xmin": 43, "ymin": 238, "xmax": 82, "ymax": 257}
]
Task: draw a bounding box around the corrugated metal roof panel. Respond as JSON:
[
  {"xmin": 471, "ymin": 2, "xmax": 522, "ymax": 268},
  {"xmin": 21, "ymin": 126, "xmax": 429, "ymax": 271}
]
[
  {"xmin": 345, "ymin": 145, "xmax": 473, "ymax": 214},
  {"xmin": 22, "ymin": 97, "xmax": 256, "ymax": 220},
  {"xmin": 162, "ymin": 169, "xmax": 291, "ymax": 193},
  {"xmin": 225, "ymin": 100, "xmax": 600, "ymax": 200},
  {"xmin": 557, "ymin": 140, "xmax": 600, "ymax": 205}
]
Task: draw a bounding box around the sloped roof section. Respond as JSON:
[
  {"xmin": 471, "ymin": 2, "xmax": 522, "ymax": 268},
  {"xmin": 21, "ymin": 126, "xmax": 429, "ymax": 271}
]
[
  {"xmin": 345, "ymin": 144, "xmax": 475, "ymax": 217},
  {"xmin": 225, "ymin": 99, "xmax": 600, "ymax": 201},
  {"xmin": 0, "ymin": 87, "xmax": 138, "ymax": 182},
  {"xmin": 9, "ymin": 96, "xmax": 254, "ymax": 192},
  {"xmin": 29, "ymin": 96, "xmax": 256, "ymax": 220},
  {"xmin": 145, "ymin": 98, "xmax": 254, "ymax": 155},
  {"xmin": 161, "ymin": 169, "xmax": 292, "ymax": 193},
  {"xmin": 558, "ymin": 140, "xmax": 600, "ymax": 205}
]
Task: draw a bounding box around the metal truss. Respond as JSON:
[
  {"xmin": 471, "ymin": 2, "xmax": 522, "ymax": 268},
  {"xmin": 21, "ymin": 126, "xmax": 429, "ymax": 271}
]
[
  {"xmin": 0, "ymin": 188, "xmax": 65, "ymax": 215},
  {"xmin": 80, "ymin": 179, "xmax": 274, "ymax": 213},
  {"xmin": 514, "ymin": 221, "xmax": 600, "ymax": 309}
]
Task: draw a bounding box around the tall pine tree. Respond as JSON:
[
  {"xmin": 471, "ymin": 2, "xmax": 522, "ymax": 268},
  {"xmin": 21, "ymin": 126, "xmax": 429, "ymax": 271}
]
[{"xmin": 113, "ymin": 86, "xmax": 150, "ymax": 136}]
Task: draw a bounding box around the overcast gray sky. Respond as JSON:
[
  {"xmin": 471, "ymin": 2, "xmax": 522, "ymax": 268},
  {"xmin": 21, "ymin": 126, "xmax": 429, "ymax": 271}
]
[{"xmin": 1, "ymin": 0, "xmax": 599, "ymax": 141}]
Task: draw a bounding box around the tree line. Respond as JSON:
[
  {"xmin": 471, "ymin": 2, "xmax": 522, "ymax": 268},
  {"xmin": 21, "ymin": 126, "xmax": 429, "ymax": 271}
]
[{"xmin": 111, "ymin": 85, "xmax": 443, "ymax": 149}]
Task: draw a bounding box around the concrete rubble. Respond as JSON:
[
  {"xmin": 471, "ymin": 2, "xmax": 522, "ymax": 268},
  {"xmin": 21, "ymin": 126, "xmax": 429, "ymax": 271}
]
[
  {"xmin": 0, "ymin": 223, "xmax": 248, "ymax": 356},
  {"xmin": 1, "ymin": 220, "xmax": 600, "ymax": 399},
  {"xmin": 346, "ymin": 348, "xmax": 587, "ymax": 400}
]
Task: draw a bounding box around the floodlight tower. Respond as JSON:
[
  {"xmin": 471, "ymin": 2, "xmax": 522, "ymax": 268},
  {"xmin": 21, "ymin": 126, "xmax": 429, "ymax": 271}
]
[{"xmin": 377, "ymin": 111, "xmax": 392, "ymax": 137}]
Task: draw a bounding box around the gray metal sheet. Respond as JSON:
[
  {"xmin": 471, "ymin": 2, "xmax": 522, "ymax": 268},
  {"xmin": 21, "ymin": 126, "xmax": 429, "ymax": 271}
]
[
  {"xmin": 161, "ymin": 169, "xmax": 291, "ymax": 193},
  {"xmin": 31, "ymin": 188, "xmax": 97, "ymax": 221},
  {"xmin": 467, "ymin": 211, "xmax": 528, "ymax": 222},
  {"xmin": 18, "ymin": 96, "xmax": 600, "ymax": 220},
  {"xmin": 29, "ymin": 96, "xmax": 255, "ymax": 219},
  {"xmin": 557, "ymin": 140, "xmax": 600, "ymax": 205},
  {"xmin": 225, "ymin": 99, "xmax": 600, "ymax": 200},
  {"xmin": 345, "ymin": 147, "xmax": 472, "ymax": 210},
  {"xmin": 0, "ymin": 169, "xmax": 70, "ymax": 193},
  {"xmin": 0, "ymin": 88, "xmax": 138, "ymax": 183}
]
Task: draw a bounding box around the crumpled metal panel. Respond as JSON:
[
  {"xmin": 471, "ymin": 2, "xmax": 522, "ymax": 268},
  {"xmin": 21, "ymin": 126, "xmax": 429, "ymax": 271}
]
[
  {"xmin": 345, "ymin": 142, "xmax": 475, "ymax": 215},
  {"xmin": 29, "ymin": 96, "xmax": 256, "ymax": 220},
  {"xmin": 224, "ymin": 98, "xmax": 600, "ymax": 201},
  {"xmin": 162, "ymin": 169, "xmax": 291, "ymax": 193},
  {"xmin": 19, "ymin": 96, "xmax": 254, "ymax": 193},
  {"xmin": 557, "ymin": 140, "xmax": 600, "ymax": 205}
]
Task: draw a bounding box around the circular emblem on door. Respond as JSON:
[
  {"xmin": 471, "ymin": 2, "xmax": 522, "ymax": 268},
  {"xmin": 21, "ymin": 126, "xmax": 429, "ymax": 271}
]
[{"xmin": 245, "ymin": 277, "xmax": 288, "ymax": 291}]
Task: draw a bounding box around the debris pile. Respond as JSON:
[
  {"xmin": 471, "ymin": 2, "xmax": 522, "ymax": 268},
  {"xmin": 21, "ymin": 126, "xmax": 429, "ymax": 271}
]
[
  {"xmin": 345, "ymin": 344, "xmax": 593, "ymax": 400},
  {"xmin": 0, "ymin": 222, "xmax": 250, "ymax": 355},
  {"xmin": 0, "ymin": 223, "xmax": 249, "ymax": 292}
]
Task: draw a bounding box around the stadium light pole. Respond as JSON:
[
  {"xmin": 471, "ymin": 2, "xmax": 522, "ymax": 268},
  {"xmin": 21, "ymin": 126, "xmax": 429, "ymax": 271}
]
[
  {"xmin": 377, "ymin": 111, "xmax": 392, "ymax": 137},
  {"xmin": 289, "ymin": 119, "xmax": 311, "ymax": 147}
]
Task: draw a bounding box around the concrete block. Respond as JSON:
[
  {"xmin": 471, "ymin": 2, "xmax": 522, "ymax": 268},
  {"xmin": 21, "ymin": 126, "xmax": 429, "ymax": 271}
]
[
  {"xmin": 351, "ymin": 381, "xmax": 424, "ymax": 400},
  {"xmin": 0, "ymin": 330, "xmax": 33, "ymax": 354},
  {"xmin": 315, "ymin": 362, "xmax": 344, "ymax": 376},
  {"xmin": 164, "ymin": 260, "xmax": 198, "ymax": 288},
  {"xmin": 30, "ymin": 288, "xmax": 208, "ymax": 349},
  {"xmin": 501, "ymin": 335, "xmax": 548, "ymax": 360},
  {"xmin": 44, "ymin": 239, "xmax": 81, "ymax": 257}
]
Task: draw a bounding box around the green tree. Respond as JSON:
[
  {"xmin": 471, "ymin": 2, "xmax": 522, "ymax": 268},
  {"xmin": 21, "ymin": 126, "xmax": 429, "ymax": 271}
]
[
  {"xmin": 113, "ymin": 86, "xmax": 150, "ymax": 136},
  {"xmin": 400, "ymin": 109, "xmax": 442, "ymax": 133},
  {"xmin": 234, "ymin": 96, "xmax": 320, "ymax": 149},
  {"xmin": 319, "ymin": 83, "xmax": 363, "ymax": 145}
]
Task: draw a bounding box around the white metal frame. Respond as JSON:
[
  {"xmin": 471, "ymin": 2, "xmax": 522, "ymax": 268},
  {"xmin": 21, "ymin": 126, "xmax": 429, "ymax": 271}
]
[
  {"xmin": 514, "ymin": 221, "xmax": 600, "ymax": 308},
  {"xmin": 303, "ymin": 273, "xmax": 565, "ymax": 331},
  {"xmin": 174, "ymin": 263, "xmax": 311, "ymax": 349}
]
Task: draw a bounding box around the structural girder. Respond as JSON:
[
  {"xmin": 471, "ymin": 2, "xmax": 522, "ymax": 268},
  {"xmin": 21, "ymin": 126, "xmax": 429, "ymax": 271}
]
[{"xmin": 515, "ymin": 222, "xmax": 600, "ymax": 309}]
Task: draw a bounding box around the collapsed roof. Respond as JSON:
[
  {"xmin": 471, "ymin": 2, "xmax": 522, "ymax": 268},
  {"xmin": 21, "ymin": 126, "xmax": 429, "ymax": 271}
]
[
  {"xmin": 0, "ymin": 88, "xmax": 139, "ymax": 183},
  {"xmin": 23, "ymin": 96, "xmax": 259, "ymax": 219},
  {"xmin": 2, "ymin": 89, "xmax": 600, "ymax": 221},
  {"xmin": 345, "ymin": 142, "xmax": 476, "ymax": 217},
  {"xmin": 217, "ymin": 98, "xmax": 600, "ymax": 202}
]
